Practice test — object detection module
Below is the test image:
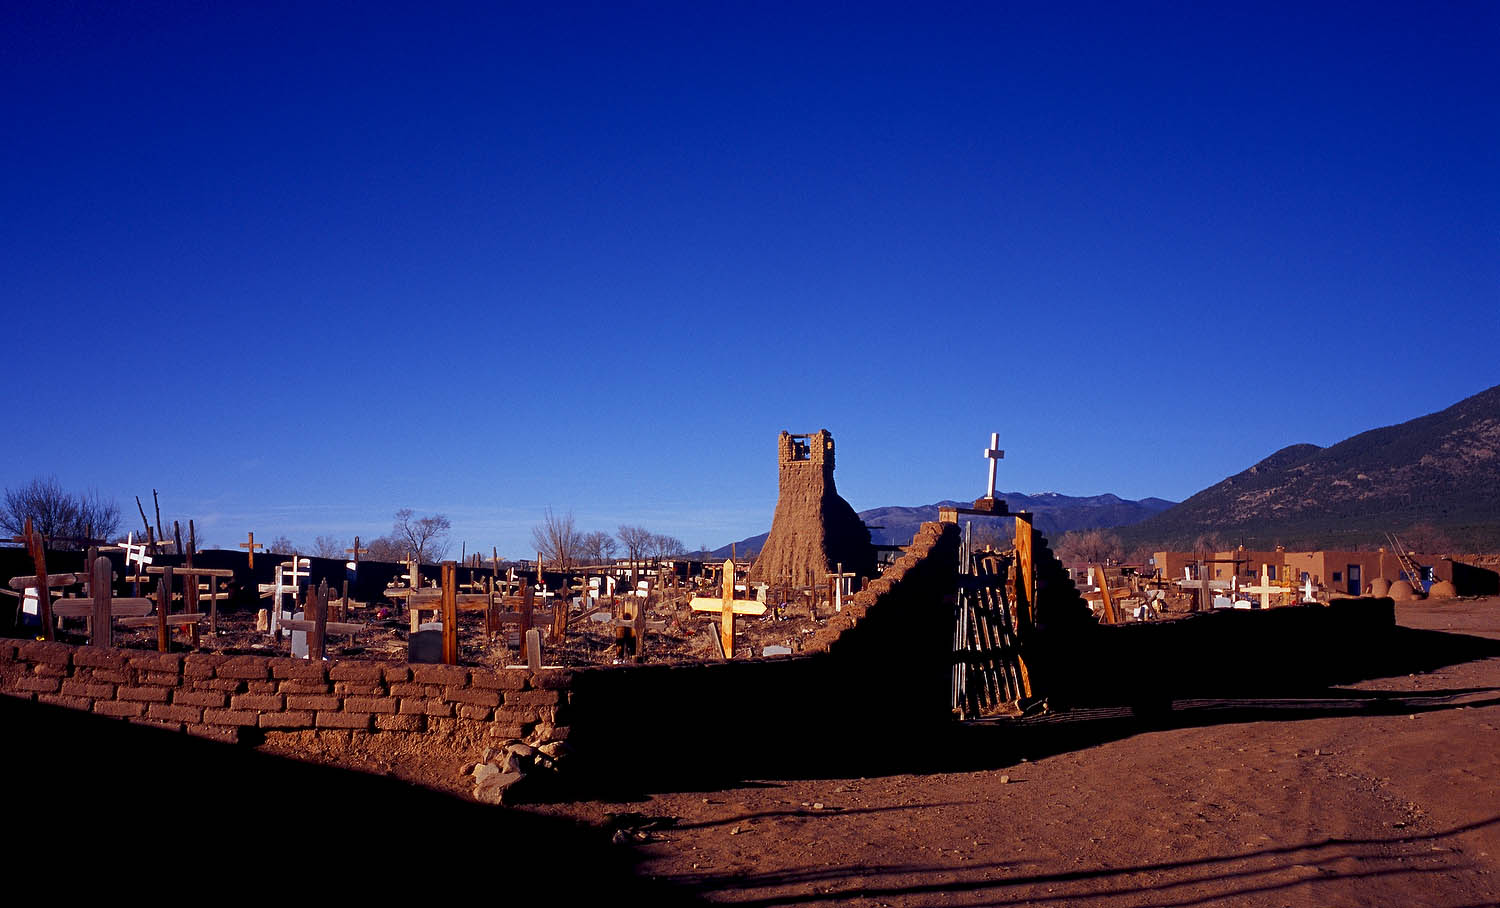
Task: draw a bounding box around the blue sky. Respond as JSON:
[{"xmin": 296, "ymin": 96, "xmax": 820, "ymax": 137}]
[{"xmin": 4, "ymin": 2, "xmax": 1496, "ymax": 556}]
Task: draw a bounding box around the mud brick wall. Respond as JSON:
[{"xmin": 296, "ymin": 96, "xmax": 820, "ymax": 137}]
[{"xmin": 0, "ymin": 644, "xmax": 574, "ymax": 747}]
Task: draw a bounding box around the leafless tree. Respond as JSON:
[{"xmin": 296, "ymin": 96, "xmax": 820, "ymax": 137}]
[
  {"xmin": 531, "ymin": 508, "xmax": 582, "ymax": 572},
  {"xmin": 363, "ymin": 535, "xmax": 406, "ymax": 563},
  {"xmin": 1055, "ymin": 529, "xmax": 1125, "ymax": 566},
  {"xmin": 649, "ymin": 533, "xmax": 685, "ymax": 559},
  {"xmin": 312, "ymin": 535, "xmax": 345, "ymax": 559},
  {"xmin": 1, "ymin": 477, "xmax": 121, "ymax": 549},
  {"xmin": 393, "ymin": 508, "xmax": 451, "ymax": 564},
  {"xmin": 616, "ymin": 525, "xmax": 653, "ymax": 564},
  {"xmin": 267, "ymin": 534, "xmax": 298, "ymax": 556},
  {"xmin": 580, "ymin": 530, "xmax": 617, "ymax": 565}
]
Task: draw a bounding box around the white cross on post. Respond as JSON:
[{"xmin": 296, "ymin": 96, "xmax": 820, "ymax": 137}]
[
  {"xmin": 121, "ymin": 532, "xmax": 152, "ymax": 574},
  {"xmin": 983, "ymin": 432, "xmax": 1005, "ymax": 500},
  {"xmin": 1240, "ymin": 564, "xmax": 1282, "ymax": 610}
]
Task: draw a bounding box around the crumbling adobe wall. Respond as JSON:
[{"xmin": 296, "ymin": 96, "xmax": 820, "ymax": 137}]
[{"xmin": 748, "ymin": 430, "xmax": 876, "ymax": 587}]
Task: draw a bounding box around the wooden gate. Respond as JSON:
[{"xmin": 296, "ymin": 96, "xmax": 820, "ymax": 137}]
[{"xmin": 952, "ymin": 549, "xmax": 1032, "ymax": 719}]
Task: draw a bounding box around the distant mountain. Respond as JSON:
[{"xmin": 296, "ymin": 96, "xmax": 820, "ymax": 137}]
[
  {"xmin": 710, "ymin": 492, "xmax": 1175, "ymax": 559},
  {"xmin": 1120, "ymin": 383, "xmax": 1500, "ymax": 551}
]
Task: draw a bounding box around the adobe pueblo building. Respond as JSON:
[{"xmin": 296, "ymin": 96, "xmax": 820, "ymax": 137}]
[{"xmin": 747, "ymin": 430, "xmax": 876, "ymax": 587}]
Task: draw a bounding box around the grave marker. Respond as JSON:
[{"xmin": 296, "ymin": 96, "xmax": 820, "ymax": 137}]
[
  {"xmin": 239, "ymin": 531, "xmax": 264, "ymax": 569},
  {"xmin": 689, "ymin": 558, "xmax": 766, "ymax": 659}
]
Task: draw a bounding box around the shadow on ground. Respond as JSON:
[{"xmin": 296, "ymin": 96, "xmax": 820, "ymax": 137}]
[{"xmin": 0, "ymin": 695, "xmax": 704, "ymax": 902}]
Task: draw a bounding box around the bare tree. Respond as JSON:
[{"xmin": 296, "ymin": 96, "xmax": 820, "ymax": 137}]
[
  {"xmin": 531, "ymin": 508, "xmax": 582, "ymax": 572},
  {"xmin": 393, "ymin": 508, "xmax": 451, "ymax": 563},
  {"xmin": 363, "ymin": 535, "xmax": 406, "ymax": 563},
  {"xmin": 1, "ymin": 477, "xmax": 122, "ymax": 549},
  {"xmin": 1055, "ymin": 529, "xmax": 1125, "ymax": 566},
  {"xmin": 267, "ymin": 534, "xmax": 298, "ymax": 556},
  {"xmin": 649, "ymin": 533, "xmax": 685, "ymax": 559},
  {"xmin": 580, "ymin": 530, "xmax": 617, "ymax": 565},
  {"xmin": 312, "ymin": 535, "xmax": 344, "ymax": 559},
  {"xmin": 616, "ymin": 525, "xmax": 653, "ymax": 565}
]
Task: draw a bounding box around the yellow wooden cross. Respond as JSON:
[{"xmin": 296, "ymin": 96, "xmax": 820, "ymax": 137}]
[{"xmin": 689, "ymin": 559, "xmax": 766, "ymax": 659}]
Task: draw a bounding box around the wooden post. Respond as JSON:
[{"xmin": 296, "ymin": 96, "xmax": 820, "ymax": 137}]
[
  {"xmin": 91, "ymin": 555, "xmax": 113, "ymax": 648},
  {"xmin": 24, "ymin": 520, "xmax": 54, "ymax": 641},
  {"xmin": 185, "ymin": 521, "xmax": 200, "ymax": 648},
  {"xmin": 1014, "ymin": 514, "xmax": 1034, "ymax": 633},
  {"xmin": 519, "ymin": 583, "xmax": 535, "ymax": 662},
  {"xmin": 720, "ymin": 558, "xmax": 736, "ymax": 659},
  {"xmin": 208, "ymin": 575, "xmax": 220, "ymax": 637},
  {"xmin": 441, "ymin": 561, "xmax": 458, "ymax": 665},
  {"xmin": 340, "ymin": 579, "xmax": 350, "ymax": 623},
  {"xmin": 156, "ymin": 565, "xmax": 172, "ymax": 653},
  {"xmin": 525, "ymin": 628, "xmax": 542, "ymax": 671},
  {"xmin": 309, "ymin": 580, "xmax": 328, "ymax": 661},
  {"xmin": 345, "ymin": 537, "xmax": 367, "ymax": 564}
]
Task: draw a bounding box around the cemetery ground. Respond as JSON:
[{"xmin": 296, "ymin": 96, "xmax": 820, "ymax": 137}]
[
  {"xmin": 7, "ymin": 595, "xmax": 1499, "ymax": 904},
  {"xmin": 529, "ymin": 594, "xmax": 1500, "ymax": 906}
]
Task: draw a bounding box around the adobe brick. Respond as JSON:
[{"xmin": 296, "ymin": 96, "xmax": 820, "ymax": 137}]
[
  {"xmin": 268, "ymin": 658, "xmax": 327, "ymax": 681},
  {"xmin": 411, "ymin": 664, "xmax": 468, "ymax": 686},
  {"xmin": 342, "ymin": 696, "xmax": 398, "ymax": 714},
  {"xmin": 117, "ymin": 686, "xmax": 171, "ymax": 703},
  {"xmin": 74, "ymin": 647, "xmax": 127, "ymax": 669},
  {"xmin": 388, "ymin": 682, "xmax": 429, "ymax": 697},
  {"xmin": 60, "ymin": 680, "xmax": 115, "ymax": 699},
  {"xmin": 259, "ymin": 711, "xmax": 314, "ymax": 729},
  {"xmin": 216, "ymin": 656, "xmax": 270, "ymax": 680},
  {"xmin": 456, "ymin": 704, "xmax": 493, "ymax": 720},
  {"xmin": 332, "ymin": 681, "xmax": 384, "ymax": 696},
  {"xmin": 131, "ymin": 717, "xmax": 183, "ymax": 733},
  {"xmin": 443, "ymin": 686, "xmax": 499, "ymax": 707},
  {"xmin": 182, "ymin": 654, "xmax": 230, "ymax": 679},
  {"xmin": 31, "ymin": 663, "xmax": 69, "ymax": 677},
  {"xmin": 202, "ymin": 708, "xmax": 259, "ymax": 726},
  {"xmin": 506, "ymin": 689, "xmax": 563, "ymax": 707},
  {"xmin": 16, "ymin": 677, "xmax": 61, "ymax": 694},
  {"xmin": 19, "ymin": 640, "xmax": 72, "ymax": 666},
  {"xmin": 285, "ymin": 694, "xmax": 340, "ymax": 711},
  {"xmin": 327, "ymin": 663, "xmax": 383, "ymax": 682},
  {"xmin": 139, "ymin": 671, "xmax": 179, "ymax": 685},
  {"xmin": 173, "ymin": 689, "xmax": 226, "ymax": 708},
  {"xmin": 148, "ymin": 703, "xmax": 204, "ymax": 723},
  {"xmin": 94, "ymin": 700, "xmax": 145, "ymax": 718},
  {"xmin": 315, "ymin": 711, "xmax": 372, "ymax": 730},
  {"xmin": 127, "ymin": 652, "xmax": 183, "ymax": 674},
  {"xmin": 488, "ymin": 724, "xmax": 529, "ymax": 739},
  {"xmin": 37, "ymin": 694, "xmax": 92, "ymax": 710},
  {"xmin": 230, "ymin": 693, "xmax": 284, "ymax": 711},
  {"xmin": 92, "ymin": 669, "xmax": 130, "ymax": 684},
  {"xmin": 245, "ymin": 680, "xmax": 277, "ymax": 694},
  {"xmin": 470, "ymin": 670, "xmax": 527, "ymax": 691},
  {"xmin": 376, "ymin": 713, "xmax": 424, "ymax": 732},
  {"xmin": 532, "ymin": 669, "xmax": 574, "ymax": 690},
  {"xmin": 186, "ymin": 724, "xmax": 240, "ymax": 744},
  {"xmin": 494, "ymin": 705, "xmax": 540, "ymax": 724},
  {"xmin": 398, "ymin": 698, "xmax": 453, "ymax": 717},
  {"xmin": 381, "ymin": 665, "xmax": 411, "ymax": 683},
  {"xmin": 194, "ymin": 678, "xmax": 242, "ymax": 692},
  {"xmin": 0, "ymin": 640, "xmax": 16, "ymax": 662}
]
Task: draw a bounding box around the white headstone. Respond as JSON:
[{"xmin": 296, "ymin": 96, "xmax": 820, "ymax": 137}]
[
  {"xmin": 289, "ymin": 611, "xmax": 308, "ymax": 657},
  {"xmin": 762, "ymin": 645, "xmax": 793, "ymax": 657}
]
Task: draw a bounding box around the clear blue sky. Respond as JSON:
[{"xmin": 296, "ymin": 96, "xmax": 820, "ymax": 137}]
[{"xmin": 4, "ymin": 2, "xmax": 1496, "ymax": 556}]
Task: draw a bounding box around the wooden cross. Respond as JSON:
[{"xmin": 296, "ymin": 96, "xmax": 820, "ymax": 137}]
[
  {"xmin": 113, "ymin": 566, "xmax": 204, "ymax": 652},
  {"xmin": 612, "ymin": 596, "xmax": 666, "ymax": 660},
  {"xmin": 689, "ymin": 559, "xmax": 766, "ymax": 659},
  {"xmin": 239, "ymin": 531, "xmax": 265, "ymax": 569},
  {"xmin": 345, "ymin": 536, "xmax": 368, "ymax": 563},
  {"xmin": 120, "ymin": 531, "xmax": 153, "ymax": 595},
  {"xmin": 47, "ymin": 556, "xmax": 152, "ymax": 647},
  {"xmin": 1081, "ymin": 564, "xmax": 1130, "ymax": 624},
  {"xmin": 14, "ymin": 519, "xmax": 55, "ymax": 639},
  {"xmin": 983, "ymin": 432, "xmax": 1005, "ymax": 500},
  {"xmin": 147, "ymin": 564, "xmax": 233, "ymax": 637},
  {"xmin": 1241, "ymin": 564, "xmax": 1283, "ymax": 610},
  {"xmin": 280, "ymin": 579, "xmax": 364, "ymax": 660},
  {"xmin": 825, "ymin": 563, "xmax": 857, "ymax": 614}
]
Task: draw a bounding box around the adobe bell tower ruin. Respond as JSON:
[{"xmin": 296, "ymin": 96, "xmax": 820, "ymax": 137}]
[{"xmin": 747, "ymin": 430, "xmax": 876, "ymax": 587}]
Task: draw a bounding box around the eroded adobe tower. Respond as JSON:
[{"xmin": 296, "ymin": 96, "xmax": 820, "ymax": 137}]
[{"xmin": 747, "ymin": 430, "xmax": 876, "ymax": 587}]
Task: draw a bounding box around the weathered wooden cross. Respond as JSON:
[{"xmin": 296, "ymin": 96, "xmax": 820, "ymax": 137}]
[
  {"xmin": 825, "ymin": 562, "xmax": 857, "ymax": 614},
  {"xmin": 47, "ymin": 555, "xmax": 151, "ymax": 647},
  {"xmin": 120, "ymin": 531, "xmax": 153, "ymax": 595},
  {"xmin": 345, "ymin": 536, "xmax": 368, "ymax": 564},
  {"xmin": 1081, "ymin": 564, "xmax": 1130, "ymax": 624},
  {"xmin": 689, "ymin": 559, "xmax": 766, "ymax": 659},
  {"xmin": 1240, "ymin": 565, "xmax": 1283, "ymax": 610},
  {"xmin": 280, "ymin": 579, "xmax": 364, "ymax": 660},
  {"xmin": 239, "ymin": 531, "xmax": 264, "ymax": 569}
]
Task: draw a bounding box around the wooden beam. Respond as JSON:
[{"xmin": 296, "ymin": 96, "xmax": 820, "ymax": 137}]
[
  {"xmin": 54, "ymin": 599, "xmax": 154, "ymax": 620},
  {"xmin": 8, "ymin": 572, "xmax": 87, "ymax": 591},
  {"xmin": 156, "ymin": 565, "xmax": 172, "ymax": 652},
  {"xmin": 145, "ymin": 566, "xmax": 235, "ymax": 577}
]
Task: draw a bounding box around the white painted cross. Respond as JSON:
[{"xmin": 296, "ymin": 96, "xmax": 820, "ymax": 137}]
[
  {"xmin": 983, "ymin": 432, "xmax": 1005, "ymax": 499},
  {"xmin": 1240, "ymin": 564, "xmax": 1282, "ymax": 610},
  {"xmin": 120, "ymin": 532, "xmax": 152, "ymax": 581},
  {"xmin": 270, "ymin": 557, "xmax": 311, "ymax": 635},
  {"xmin": 1302, "ymin": 575, "xmax": 1317, "ymax": 604}
]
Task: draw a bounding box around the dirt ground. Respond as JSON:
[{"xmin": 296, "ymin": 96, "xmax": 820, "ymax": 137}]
[{"xmin": 524, "ymin": 596, "xmax": 1500, "ymax": 907}]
